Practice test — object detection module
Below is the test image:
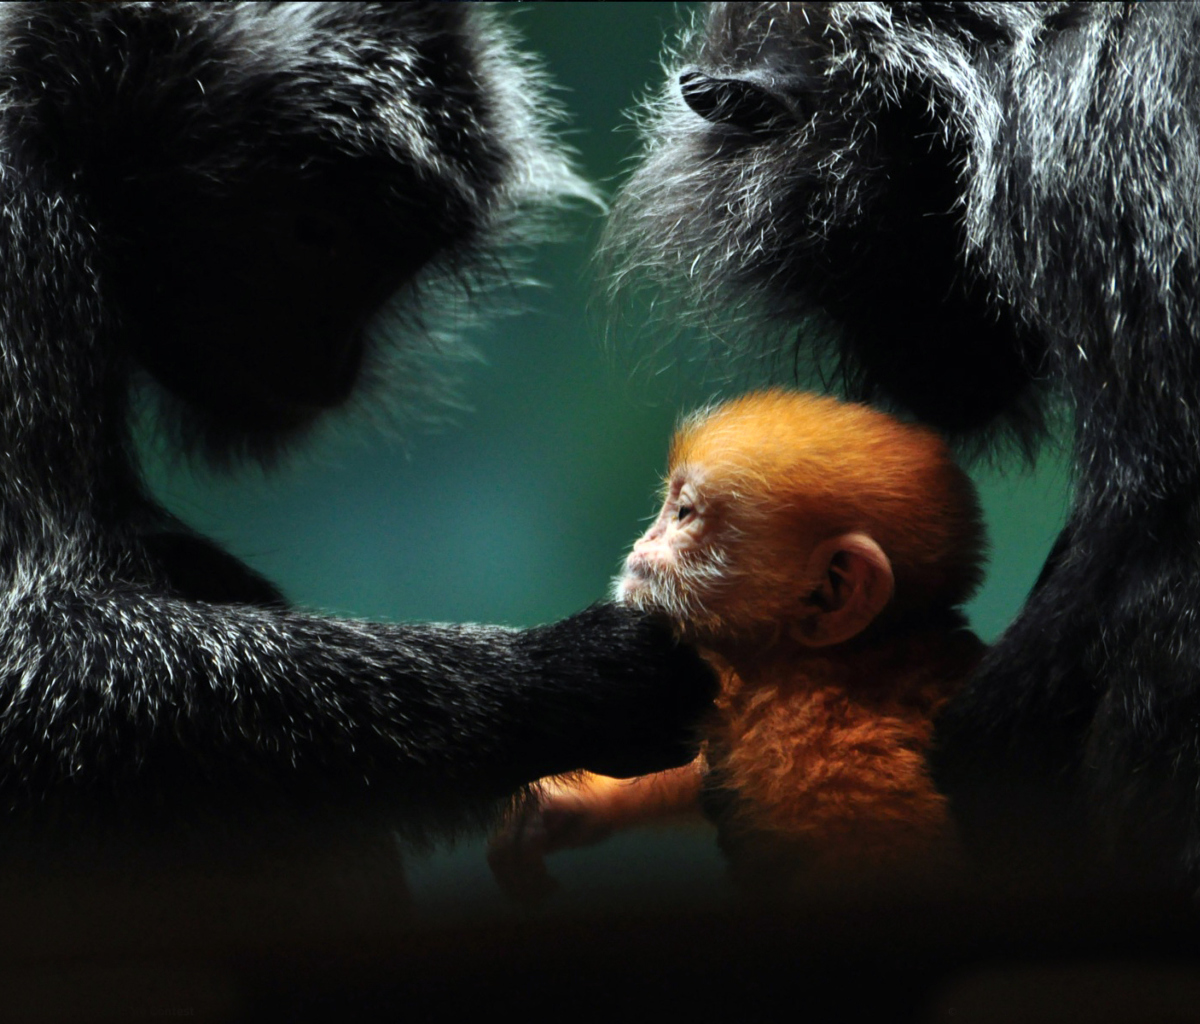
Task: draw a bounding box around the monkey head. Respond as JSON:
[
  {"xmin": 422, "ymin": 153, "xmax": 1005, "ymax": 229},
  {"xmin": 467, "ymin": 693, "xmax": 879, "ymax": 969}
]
[
  {"xmin": 604, "ymin": 2, "xmax": 1052, "ymax": 453},
  {"xmin": 616, "ymin": 461, "xmax": 896, "ymax": 653},
  {"xmin": 616, "ymin": 390, "xmax": 986, "ymax": 655},
  {"xmin": 20, "ymin": 2, "xmax": 589, "ymax": 461}
]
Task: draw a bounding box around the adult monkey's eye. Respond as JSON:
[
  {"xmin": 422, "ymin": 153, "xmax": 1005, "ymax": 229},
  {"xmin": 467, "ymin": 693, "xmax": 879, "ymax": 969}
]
[
  {"xmin": 677, "ymin": 505, "xmax": 695, "ymax": 522},
  {"xmin": 678, "ymin": 69, "xmax": 794, "ymax": 138}
]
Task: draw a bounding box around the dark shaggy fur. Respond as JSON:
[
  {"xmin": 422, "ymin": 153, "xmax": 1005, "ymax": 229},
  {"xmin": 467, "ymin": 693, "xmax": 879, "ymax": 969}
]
[
  {"xmin": 607, "ymin": 1, "xmax": 1200, "ymax": 891},
  {"xmin": 0, "ymin": 1, "xmax": 713, "ymax": 846}
]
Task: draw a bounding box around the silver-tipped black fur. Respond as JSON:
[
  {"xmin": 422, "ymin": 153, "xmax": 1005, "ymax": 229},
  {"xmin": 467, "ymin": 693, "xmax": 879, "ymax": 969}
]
[
  {"xmin": 610, "ymin": 1, "xmax": 1200, "ymax": 892},
  {"xmin": 0, "ymin": 1, "xmax": 714, "ymax": 847}
]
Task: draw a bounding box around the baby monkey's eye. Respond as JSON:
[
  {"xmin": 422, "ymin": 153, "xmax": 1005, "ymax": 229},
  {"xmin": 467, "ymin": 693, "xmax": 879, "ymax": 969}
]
[{"xmin": 677, "ymin": 505, "xmax": 695, "ymax": 522}]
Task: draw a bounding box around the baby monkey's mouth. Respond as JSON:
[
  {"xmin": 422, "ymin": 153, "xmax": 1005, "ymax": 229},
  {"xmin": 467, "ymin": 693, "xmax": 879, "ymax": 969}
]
[
  {"xmin": 613, "ymin": 557, "xmax": 650, "ymax": 605},
  {"xmin": 614, "ymin": 556, "xmax": 683, "ymax": 620}
]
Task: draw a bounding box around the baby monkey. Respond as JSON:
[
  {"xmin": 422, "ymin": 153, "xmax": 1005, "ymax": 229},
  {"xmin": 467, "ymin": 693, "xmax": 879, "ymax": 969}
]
[{"xmin": 490, "ymin": 390, "xmax": 986, "ymax": 899}]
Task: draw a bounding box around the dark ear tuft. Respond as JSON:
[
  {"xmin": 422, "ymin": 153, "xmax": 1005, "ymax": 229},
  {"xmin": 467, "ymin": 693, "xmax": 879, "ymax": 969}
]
[{"xmin": 678, "ymin": 70, "xmax": 793, "ymax": 138}]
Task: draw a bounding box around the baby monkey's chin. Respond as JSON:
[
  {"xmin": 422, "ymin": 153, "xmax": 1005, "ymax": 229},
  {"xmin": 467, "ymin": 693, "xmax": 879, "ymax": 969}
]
[
  {"xmin": 614, "ymin": 570, "xmax": 671, "ymax": 615},
  {"xmin": 613, "ymin": 570, "xmax": 652, "ymax": 607},
  {"xmin": 613, "ymin": 553, "xmax": 652, "ymax": 602},
  {"xmin": 613, "ymin": 571, "xmax": 698, "ymax": 637}
]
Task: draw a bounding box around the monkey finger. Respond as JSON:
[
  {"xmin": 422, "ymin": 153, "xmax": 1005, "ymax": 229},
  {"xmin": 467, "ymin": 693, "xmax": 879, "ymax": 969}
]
[{"xmin": 486, "ymin": 812, "xmax": 559, "ymax": 905}]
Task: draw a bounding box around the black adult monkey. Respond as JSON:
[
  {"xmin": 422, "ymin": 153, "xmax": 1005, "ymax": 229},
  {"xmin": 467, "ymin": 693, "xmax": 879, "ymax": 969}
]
[
  {"xmin": 0, "ymin": 1, "xmax": 714, "ymax": 842},
  {"xmin": 607, "ymin": 1, "xmax": 1200, "ymax": 890}
]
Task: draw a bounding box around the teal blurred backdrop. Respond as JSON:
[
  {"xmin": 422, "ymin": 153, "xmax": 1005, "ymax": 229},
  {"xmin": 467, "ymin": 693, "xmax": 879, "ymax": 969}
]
[{"xmin": 141, "ymin": 3, "xmax": 1072, "ymax": 914}]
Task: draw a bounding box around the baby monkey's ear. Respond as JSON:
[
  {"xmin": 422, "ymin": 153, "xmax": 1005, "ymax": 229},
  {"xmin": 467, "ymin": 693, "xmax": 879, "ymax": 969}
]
[{"xmin": 790, "ymin": 533, "xmax": 894, "ymax": 648}]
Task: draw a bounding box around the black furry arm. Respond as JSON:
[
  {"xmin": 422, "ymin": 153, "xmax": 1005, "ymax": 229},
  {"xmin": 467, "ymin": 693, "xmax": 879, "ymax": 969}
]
[{"xmin": 0, "ymin": 587, "xmax": 709, "ymax": 816}]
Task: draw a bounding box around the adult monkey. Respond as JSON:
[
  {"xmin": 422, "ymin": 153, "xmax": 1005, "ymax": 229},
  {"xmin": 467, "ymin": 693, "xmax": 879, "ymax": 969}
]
[
  {"xmin": 606, "ymin": 1, "xmax": 1200, "ymax": 891},
  {"xmin": 0, "ymin": 1, "xmax": 713, "ymax": 845}
]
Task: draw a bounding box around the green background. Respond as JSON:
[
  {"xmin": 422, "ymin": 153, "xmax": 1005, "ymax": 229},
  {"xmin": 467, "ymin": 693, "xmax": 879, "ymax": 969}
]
[{"xmin": 142, "ymin": 3, "xmax": 1071, "ymax": 915}]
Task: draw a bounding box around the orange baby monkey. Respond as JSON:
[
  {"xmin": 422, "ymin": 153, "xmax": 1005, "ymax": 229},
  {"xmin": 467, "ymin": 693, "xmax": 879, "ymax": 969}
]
[{"xmin": 490, "ymin": 390, "xmax": 986, "ymax": 899}]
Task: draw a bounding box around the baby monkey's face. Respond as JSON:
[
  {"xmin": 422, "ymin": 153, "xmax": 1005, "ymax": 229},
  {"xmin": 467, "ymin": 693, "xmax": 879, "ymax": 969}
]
[
  {"xmin": 614, "ymin": 390, "xmax": 970, "ymax": 652},
  {"xmin": 614, "ymin": 465, "xmax": 791, "ymax": 644},
  {"xmin": 615, "ymin": 468, "xmax": 722, "ymax": 626},
  {"xmin": 614, "ymin": 454, "xmax": 890, "ymax": 653}
]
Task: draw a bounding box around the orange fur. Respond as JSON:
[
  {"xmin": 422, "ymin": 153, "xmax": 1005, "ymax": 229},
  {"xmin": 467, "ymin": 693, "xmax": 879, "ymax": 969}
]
[
  {"xmin": 706, "ymin": 631, "xmax": 982, "ymax": 893},
  {"xmin": 538, "ymin": 765, "xmax": 702, "ymax": 830}
]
